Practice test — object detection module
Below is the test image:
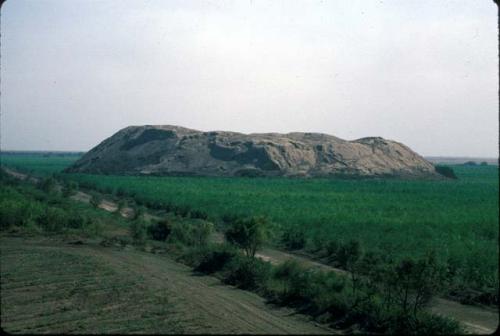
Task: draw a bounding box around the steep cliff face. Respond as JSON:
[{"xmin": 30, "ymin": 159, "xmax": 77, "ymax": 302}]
[{"xmin": 65, "ymin": 125, "xmax": 438, "ymax": 178}]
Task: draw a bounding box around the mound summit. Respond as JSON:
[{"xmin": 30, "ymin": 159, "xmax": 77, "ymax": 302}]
[{"xmin": 66, "ymin": 125, "xmax": 438, "ymax": 178}]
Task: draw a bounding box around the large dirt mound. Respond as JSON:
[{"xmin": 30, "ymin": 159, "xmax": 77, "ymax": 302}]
[{"xmin": 66, "ymin": 125, "xmax": 438, "ymax": 178}]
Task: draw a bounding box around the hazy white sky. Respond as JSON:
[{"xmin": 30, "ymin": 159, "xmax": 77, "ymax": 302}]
[{"xmin": 0, "ymin": 0, "xmax": 498, "ymax": 157}]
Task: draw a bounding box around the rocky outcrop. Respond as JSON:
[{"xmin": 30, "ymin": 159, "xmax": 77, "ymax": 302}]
[{"xmin": 65, "ymin": 125, "xmax": 439, "ymax": 178}]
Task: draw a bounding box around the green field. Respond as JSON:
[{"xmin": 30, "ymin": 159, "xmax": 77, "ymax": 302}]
[
  {"xmin": 0, "ymin": 153, "xmax": 81, "ymax": 176},
  {"xmin": 1, "ymin": 153, "xmax": 498, "ymax": 297}
]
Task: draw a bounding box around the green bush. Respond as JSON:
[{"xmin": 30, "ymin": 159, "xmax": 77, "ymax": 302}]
[
  {"xmin": 281, "ymin": 226, "xmax": 306, "ymax": 250},
  {"xmin": 67, "ymin": 211, "xmax": 85, "ymax": 229},
  {"xmin": 38, "ymin": 177, "xmax": 57, "ymax": 193},
  {"xmin": 225, "ymin": 216, "xmax": 267, "ymax": 257},
  {"xmin": 325, "ymin": 239, "xmax": 339, "ymax": 258},
  {"xmin": 0, "ymin": 199, "xmax": 28, "ymax": 229},
  {"xmin": 62, "ymin": 181, "xmax": 78, "ymax": 197},
  {"xmin": 191, "ymin": 220, "xmax": 214, "ymax": 246},
  {"xmin": 336, "ymin": 239, "xmax": 361, "ymax": 269},
  {"xmin": 89, "ymin": 192, "xmax": 102, "ymax": 208},
  {"xmin": 223, "ymin": 256, "xmax": 272, "ymax": 290},
  {"xmin": 194, "ymin": 245, "xmax": 238, "ymax": 274},
  {"xmin": 37, "ymin": 207, "xmax": 68, "ymax": 232},
  {"xmin": 413, "ymin": 312, "xmax": 462, "ymax": 334},
  {"xmin": 272, "ymin": 260, "xmax": 310, "ymax": 305},
  {"xmin": 147, "ymin": 220, "xmax": 171, "ymax": 241},
  {"xmin": 309, "ymin": 233, "xmax": 327, "ymax": 253},
  {"xmin": 130, "ymin": 219, "xmax": 147, "ymax": 242},
  {"xmin": 166, "ymin": 219, "xmax": 214, "ymax": 247}
]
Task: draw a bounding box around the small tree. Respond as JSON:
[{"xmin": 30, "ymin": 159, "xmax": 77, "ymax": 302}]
[
  {"xmin": 281, "ymin": 226, "xmax": 306, "ymax": 250},
  {"xmin": 89, "ymin": 192, "xmax": 102, "ymax": 208},
  {"xmin": 335, "ymin": 239, "xmax": 362, "ymax": 297},
  {"xmin": 62, "ymin": 181, "xmax": 78, "ymax": 197},
  {"xmin": 116, "ymin": 200, "xmax": 127, "ymax": 213},
  {"xmin": 39, "ymin": 177, "xmax": 57, "ymax": 193},
  {"xmin": 147, "ymin": 219, "xmax": 171, "ymax": 241},
  {"xmin": 383, "ymin": 252, "xmax": 445, "ymax": 318},
  {"xmin": 225, "ymin": 216, "xmax": 267, "ymax": 257},
  {"xmin": 131, "ymin": 204, "xmax": 144, "ymax": 220},
  {"xmin": 130, "ymin": 219, "xmax": 147, "ymax": 243},
  {"xmin": 193, "ymin": 221, "xmax": 214, "ymax": 246}
]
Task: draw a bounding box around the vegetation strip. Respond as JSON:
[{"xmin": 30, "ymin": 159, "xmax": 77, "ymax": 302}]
[{"xmin": 1, "ymin": 157, "xmax": 498, "ymax": 334}]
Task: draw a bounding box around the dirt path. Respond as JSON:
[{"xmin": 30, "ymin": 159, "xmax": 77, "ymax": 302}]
[
  {"xmin": 2, "ymin": 167, "xmax": 39, "ymax": 183},
  {"xmin": 3, "ymin": 167, "xmax": 498, "ymax": 334},
  {"xmin": 1, "ymin": 237, "xmax": 333, "ymax": 334}
]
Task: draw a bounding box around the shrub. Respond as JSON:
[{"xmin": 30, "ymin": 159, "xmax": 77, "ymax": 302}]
[
  {"xmin": 147, "ymin": 219, "xmax": 171, "ymax": 241},
  {"xmin": 67, "ymin": 211, "xmax": 85, "ymax": 229},
  {"xmin": 435, "ymin": 165, "xmax": 457, "ymax": 179},
  {"xmin": 131, "ymin": 205, "xmax": 145, "ymax": 220},
  {"xmin": 223, "ymin": 256, "xmax": 272, "ymax": 290},
  {"xmin": 37, "ymin": 207, "xmax": 68, "ymax": 232},
  {"xmin": 130, "ymin": 219, "xmax": 147, "ymax": 242},
  {"xmin": 89, "ymin": 192, "xmax": 102, "ymax": 208},
  {"xmin": 192, "ymin": 221, "xmax": 214, "ymax": 246},
  {"xmin": 0, "ymin": 199, "xmax": 28, "ymax": 229},
  {"xmin": 281, "ymin": 226, "xmax": 306, "ymax": 250},
  {"xmin": 62, "ymin": 181, "xmax": 78, "ymax": 197},
  {"xmin": 325, "ymin": 239, "xmax": 340, "ymax": 258},
  {"xmin": 225, "ymin": 216, "xmax": 267, "ymax": 257},
  {"xmin": 336, "ymin": 239, "xmax": 361, "ymax": 269},
  {"xmin": 165, "ymin": 219, "xmax": 213, "ymax": 247},
  {"xmin": 377, "ymin": 252, "xmax": 446, "ymax": 318},
  {"xmin": 115, "ymin": 186, "xmax": 127, "ymax": 197},
  {"xmin": 38, "ymin": 177, "xmax": 57, "ymax": 193},
  {"xmin": 309, "ymin": 232, "xmax": 327, "ymax": 253},
  {"xmin": 190, "ymin": 209, "xmax": 209, "ymax": 220},
  {"xmin": 194, "ymin": 245, "xmax": 238, "ymax": 274},
  {"xmin": 272, "ymin": 260, "xmax": 310, "ymax": 305},
  {"xmin": 411, "ymin": 312, "xmax": 462, "ymax": 335},
  {"xmin": 221, "ymin": 213, "xmax": 241, "ymax": 225}
]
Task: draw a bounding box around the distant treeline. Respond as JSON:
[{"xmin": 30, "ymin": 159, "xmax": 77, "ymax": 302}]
[{"xmin": 1, "ymin": 151, "xmax": 84, "ymax": 157}]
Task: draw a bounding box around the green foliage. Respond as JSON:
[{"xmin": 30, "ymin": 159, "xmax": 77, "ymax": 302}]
[
  {"xmin": 407, "ymin": 312, "xmax": 463, "ymax": 335},
  {"xmin": 363, "ymin": 252, "xmax": 447, "ymax": 321},
  {"xmin": 435, "ymin": 165, "xmax": 457, "ymax": 179},
  {"xmin": 131, "ymin": 204, "xmax": 145, "ymax": 220},
  {"xmin": 161, "ymin": 218, "xmax": 214, "ymax": 248},
  {"xmin": 89, "ymin": 192, "xmax": 102, "ymax": 208},
  {"xmin": 147, "ymin": 220, "xmax": 172, "ymax": 241},
  {"xmin": 0, "ymin": 194, "xmax": 42, "ymax": 230},
  {"xmin": 62, "ymin": 180, "xmax": 78, "ymax": 197},
  {"xmin": 38, "ymin": 177, "xmax": 57, "ymax": 193},
  {"xmin": 0, "ymin": 178, "xmax": 127, "ymax": 237},
  {"xmin": 0, "ymin": 153, "xmax": 80, "ymax": 177},
  {"xmin": 281, "ymin": 226, "xmax": 306, "ymax": 250},
  {"xmin": 193, "ymin": 245, "xmax": 238, "ymax": 274},
  {"xmin": 222, "ymin": 256, "xmax": 272, "ymax": 290},
  {"xmin": 225, "ymin": 216, "xmax": 267, "ymax": 257},
  {"xmin": 37, "ymin": 207, "xmax": 69, "ymax": 232},
  {"xmin": 336, "ymin": 239, "xmax": 361, "ymax": 269},
  {"xmin": 130, "ymin": 219, "xmax": 147, "ymax": 242}
]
